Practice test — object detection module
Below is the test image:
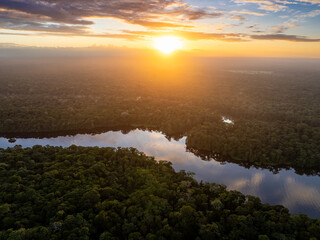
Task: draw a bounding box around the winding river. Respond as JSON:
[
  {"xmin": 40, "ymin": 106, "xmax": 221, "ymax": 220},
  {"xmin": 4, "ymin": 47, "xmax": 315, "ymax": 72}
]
[{"xmin": 1, "ymin": 129, "xmax": 320, "ymax": 218}]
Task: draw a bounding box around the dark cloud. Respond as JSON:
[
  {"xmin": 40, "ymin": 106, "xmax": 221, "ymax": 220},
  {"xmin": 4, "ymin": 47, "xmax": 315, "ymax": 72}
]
[
  {"xmin": 251, "ymin": 34, "xmax": 320, "ymax": 42},
  {"xmin": 182, "ymin": 8, "xmax": 223, "ymax": 20},
  {"xmin": 0, "ymin": 13, "xmax": 88, "ymax": 33},
  {"xmin": 247, "ymin": 23, "xmax": 260, "ymax": 29},
  {"xmin": 0, "ymin": 0, "xmax": 93, "ymax": 25},
  {"xmin": 0, "ymin": 0, "xmax": 222, "ymax": 33}
]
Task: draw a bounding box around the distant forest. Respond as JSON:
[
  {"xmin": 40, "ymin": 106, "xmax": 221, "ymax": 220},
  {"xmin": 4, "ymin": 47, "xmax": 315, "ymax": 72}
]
[
  {"xmin": 0, "ymin": 146, "xmax": 319, "ymax": 240},
  {"xmin": 0, "ymin": 57, "xmax": 319, "ymax": 173}
]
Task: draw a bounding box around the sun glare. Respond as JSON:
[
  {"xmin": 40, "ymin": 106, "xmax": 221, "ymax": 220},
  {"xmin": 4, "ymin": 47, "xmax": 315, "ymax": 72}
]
[{"xmin": 153, "ymin": 36, "xmax": 183, "ymax": 54}]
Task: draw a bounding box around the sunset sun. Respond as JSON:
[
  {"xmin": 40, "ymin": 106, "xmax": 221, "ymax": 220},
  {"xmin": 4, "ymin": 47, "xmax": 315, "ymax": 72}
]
[{"xmin": 153, "ymin": 36, "xmax": 183, "ymax": 54}]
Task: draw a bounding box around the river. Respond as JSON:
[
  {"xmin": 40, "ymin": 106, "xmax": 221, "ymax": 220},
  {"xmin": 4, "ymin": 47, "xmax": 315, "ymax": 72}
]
[{"xmin": 1, "ymin": 129, "xmax": 319, "ymax": 218}]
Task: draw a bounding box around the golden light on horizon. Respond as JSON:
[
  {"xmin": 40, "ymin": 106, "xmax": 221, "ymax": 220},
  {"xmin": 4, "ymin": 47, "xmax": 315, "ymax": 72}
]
[{"xmin": 153, "ymin": 36, "xmax": 183, "ymax": 54}]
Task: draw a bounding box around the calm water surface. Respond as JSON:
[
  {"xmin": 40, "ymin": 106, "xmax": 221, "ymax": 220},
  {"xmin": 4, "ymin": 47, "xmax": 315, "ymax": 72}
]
[{"xmin": 1, "ymin": 129, "xmax": 320, "ymax": 218}]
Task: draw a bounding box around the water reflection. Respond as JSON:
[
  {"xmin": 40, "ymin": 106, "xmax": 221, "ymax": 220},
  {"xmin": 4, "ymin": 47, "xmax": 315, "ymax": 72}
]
[
  {"xmin": 222, "ymin": 116, "xmax": 234, "ymax": 124},
  {"xmin": 1, "ymin": 129, "xmax": 320, "ymax": 219}
]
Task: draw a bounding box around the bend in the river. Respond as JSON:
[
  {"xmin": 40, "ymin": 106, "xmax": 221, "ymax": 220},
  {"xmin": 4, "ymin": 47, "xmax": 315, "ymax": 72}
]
[{"xmin": 1, "ymin": 129, "xmax": 320, "ymax": 219}]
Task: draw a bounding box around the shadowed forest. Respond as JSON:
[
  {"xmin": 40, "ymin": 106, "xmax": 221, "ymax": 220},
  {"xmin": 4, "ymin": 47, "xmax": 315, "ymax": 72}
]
[{"xmin": 1, "ymin": 57, "xmax": 319, "ymax": 174}]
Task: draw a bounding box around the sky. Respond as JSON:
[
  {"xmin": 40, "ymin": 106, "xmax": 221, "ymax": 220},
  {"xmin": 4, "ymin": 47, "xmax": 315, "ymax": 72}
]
[{"xmin": 0, "ymin": 0, "xmax": 319, "ymax": 57}]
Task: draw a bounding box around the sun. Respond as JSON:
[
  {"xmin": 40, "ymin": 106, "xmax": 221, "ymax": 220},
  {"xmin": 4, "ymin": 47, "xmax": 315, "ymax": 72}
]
[{"xmin": 153, "ymin": 36, "xmax": 183, "ymax": 54}]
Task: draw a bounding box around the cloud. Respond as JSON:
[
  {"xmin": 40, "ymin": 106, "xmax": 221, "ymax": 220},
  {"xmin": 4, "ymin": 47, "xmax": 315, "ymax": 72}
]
[
  {"xmin": 234, "ymin": 0, "xmax": 287, "ymax": 12},
  {"xmin": 3, "ymin": 27, "xmax": 318, "ymax": 44},
  {"xmin": 282, "ymin": 9, "xmax": 320, "ymax": 26},
  {"xmin": 300, "ymin": 9, "xmax": 320, "ymax": 18},
  {"xmin": 294, "ymin": 0, "xmax": 320, "ymax": 4},
  {"xmin": 271, "ymin": 25, "xmax": 289, "ymax": 33},
  {"xmin": 247, "ymin": 23, "xmax": 260, "ymax": 29},
  {"xmin": 251, "ymin": 34, "xmax": 320, "ymax": 41},
  {"xmin": 0, "ymin": 0, "xmax": 223, "ymax": 34},
  {"xmin": 287, "ymin": 23, "xmax": 299, "ymax": 28},
  {"xmin": 0, "ymin": 0, "xmax": 93, "ymax": 25},
  {"xmin": 270, "ymin": 22, "xmax": 299, "ymax": 33},
  {"xmin": 182, "ymin": 7, "xmax": 223, "ymax": 20},
  {"xmin": 0, "ymin": 42, "xmax": 26, "ymax": 48},
  {"xmin": 275, "ymin": 0, "xmax": 298, "ymax": 4},
  {"xmin": 230, "ymin": 15, "xmax": 248, "ymax": 21},
  {"xmin": 0, "ymin": 30, "xmax": 143, "ymax": 40},
  {"xmin": 123, "ymin": 30, "xmax": 247, "ymax": 42},
  {"xmin": 0, "ymin": 13, "xmax": 89, "ymax": 33},
  {"xmin": 121, "ymin": 29, "xmax": 320, "ymax": 43},
  {"xmin": 231, "ymin": 10, "xmax": 266, "ymax": 16},
  {"xmin": 126, "ymin": 20, "xmax": 192, "ymax": 29}
]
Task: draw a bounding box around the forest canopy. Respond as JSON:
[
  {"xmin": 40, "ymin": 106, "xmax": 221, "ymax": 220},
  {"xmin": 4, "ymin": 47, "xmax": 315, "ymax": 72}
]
[
  {"xmin": 0, "ymin": 57, "xmax": 319, "ymax": 173},
  {"xmin": 0, "ymin": 146, "xmax": 319, "ymax": 240}
]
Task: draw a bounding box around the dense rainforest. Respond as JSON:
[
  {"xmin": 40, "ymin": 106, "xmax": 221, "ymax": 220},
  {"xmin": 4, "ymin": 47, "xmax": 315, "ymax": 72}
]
[
  {"xmin": 0, "ymin": 146, "xmax": 319, "ymax": 240},
  {"xmin": 0, "ymin": 57, "xmax": 319, "ymax": 173}
]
